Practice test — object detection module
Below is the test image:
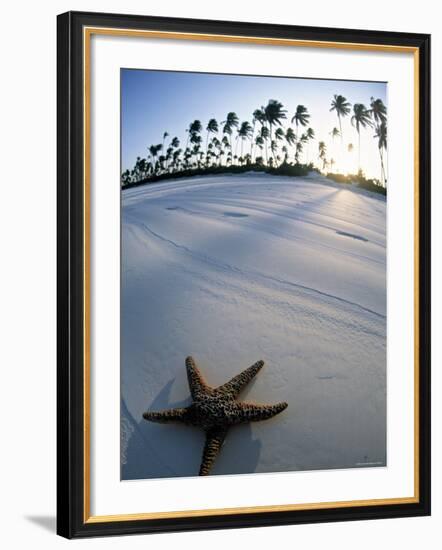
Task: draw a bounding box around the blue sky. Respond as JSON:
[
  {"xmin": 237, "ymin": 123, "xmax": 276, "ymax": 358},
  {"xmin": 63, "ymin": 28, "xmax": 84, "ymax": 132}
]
[{"xmin": 121, "ymin": 69, "xmax": 386, "ymax": 179}]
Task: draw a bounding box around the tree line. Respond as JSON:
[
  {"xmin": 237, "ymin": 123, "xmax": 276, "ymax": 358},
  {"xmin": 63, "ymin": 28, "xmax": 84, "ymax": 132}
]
[{"xmin": 122, "ymin": 95, "xmax": 387, "ymax": 187}]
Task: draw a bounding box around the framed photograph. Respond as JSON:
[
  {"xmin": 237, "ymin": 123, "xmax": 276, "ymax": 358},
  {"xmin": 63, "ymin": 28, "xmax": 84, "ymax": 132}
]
[{"xmin": 57, "ymin": 11, "xmax": 431, "ymax": 538}]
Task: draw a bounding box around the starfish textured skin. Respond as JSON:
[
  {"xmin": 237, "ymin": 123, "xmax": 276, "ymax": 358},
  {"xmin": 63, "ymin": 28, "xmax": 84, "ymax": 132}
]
[{"xmin": 143, "ymin": 356, "xmax": 288, "ymax": 476}]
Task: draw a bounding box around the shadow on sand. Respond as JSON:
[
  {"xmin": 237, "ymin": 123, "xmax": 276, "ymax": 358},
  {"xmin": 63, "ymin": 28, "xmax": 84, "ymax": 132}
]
[{"xmin": 122, "ymin": 379, "xmax": 262, "ymax": 480}]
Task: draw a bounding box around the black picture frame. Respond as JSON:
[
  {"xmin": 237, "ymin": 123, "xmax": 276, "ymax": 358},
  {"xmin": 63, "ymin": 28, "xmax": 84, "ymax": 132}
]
[{"xmin": 57, "ymin": 10, "xmax": 431, "ymax": 539}]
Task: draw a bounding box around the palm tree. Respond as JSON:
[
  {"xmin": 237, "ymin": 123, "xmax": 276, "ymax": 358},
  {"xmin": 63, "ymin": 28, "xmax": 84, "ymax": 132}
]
[
  {"xmin": 285, "ymin": 127, "xmax": 296, "ymax": 163},
  {"xmin": 273, "ymin": 127, "xmax": 284, "ymax": 162},
  {"xmin": 330, "ymin": 95, "xmax": 351, "ymax": 143},
  {"xmin": 275, "ymin": 127, "xmax": 285, "ymax": 141},
  {"xmin": 190, "ymin": 133, "xmax": 202, "ymax": 147},
  {"xmin": 210, "ymin": 137, "xmax": 221, "ymax": 166},
  {"xmin": 172, "ymin": 149, "xmax": 181, "ymax": 172},
  {"xmin": 238, "ymin": 121, "xmax": 253, "ymax": 164},
  {"xmin": 149, "ymin": 144, "xmax": 162, "ymax": 174},
  {"xmin": 330, "ymin": 127, "xmax": 340, "ymax": 141},
  {"xmin": 369, "ymin": 97, "xmax": 387, "ymax": 125},
  {"xmin": 222, "ymin": 123, "xmax": 232, "ymax": 161},
  {"xmin": 165, "ymin": 147, "xmax": 173, "ymax": 171},
  {"xmin": 183, "ymin": 148, "xmax": 191, "ymax": 169},
  {"xmin": 121, "ymin": 169, "xmax": 131, "ymax": 186},
  {"xmin": 142, "ymin": 157, "xmax": 150, "ymax": 178},
  {"xmin": 318, "ymin": 141, "xmax": 327, "ymax": 171},
  {"xmin": 270, "ymin": 140, "xmax": 278, "ymax": 166},
  {"xmin": 205, "ymin": 119, "xmax": 218, "ymax": 165},
  {"xmin": 186, "ymin": 120, "xmax": 202, "ymax": 149},
  {"xmin": 351, "ymin": 103, "xmax": 372, "ymax": 172},
  {"xmin": 264, "ymin": 100, "xmax": 287, "ymax": 162},
  {"xmin": 170, "ymin": 136, "xmax": 180, "ymax": 149},
  {"xmin": 133, "ymin": 161, "xmax": 143, "ymax": 178},
  {"xmin": 162, "ymin": 132, "xmax": 169, "ymax": 153},
  {"xmin": 190, "ymin": 120, "xmax": 202, "ymax": 134},
  {"xmin": 374, "ymin": 121, "xmax": 387, "ymax": 185},
  {"xmin": 191, "ymin": 145, "xmax": 200, "ymax": 168},
  {"xmin": 305, "ymin": 127, "xmax": 315, "ymax": 164},
  {"xmin": 222, "ymin": 112, "xmax": 239, "ymax": 152},
  {"xmin": 295, "ymin": 141, "xmax": 304, "ymax": 165},
  {"xmin": 158, "ymin": 155, "xmax": 166, "ymax": 174},
  {"xmin": 221, "ymin": 135, "xmax": 230, "ymax": 166},
  {"xmin": 285, "ymin": 127, "xmax": 296, "ymax": 145},
  {"xmin": 260, "ymin": 125, "xmax": 270, "ymax": 166},
  {"xmin": 251, "ymin": 108, "xmax": 265, "ymax": 161},
  {"xmin": 190, "ymin": 133, "xmax": 202, "ymax": 166},
  {"xmin": 370, "ymin": 97, "xmax": 387, "ymax": 184},
  {"xmin": 299, "ymin": 133, "xmax": 309, "ymax": 164},
  {"xmin": 133, "ymin": 156, "xmax": 141, "ymax": 180},
  {"xmin": 291, "ymin": 105, "xmax": 310, "ymax": 139},
  {"xmin": 206, "ymin": 141, "xmax": 213, "ymax": 165},
  {"xmin": 255, "ymin": 135, "xmax": 264, "ymax": 161}
]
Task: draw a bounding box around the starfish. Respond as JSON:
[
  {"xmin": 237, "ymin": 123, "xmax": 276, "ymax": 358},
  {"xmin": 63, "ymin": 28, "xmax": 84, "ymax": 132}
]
[{"xmin": 143, "ymin": 356, "xmax": 288, "ymax": 476}]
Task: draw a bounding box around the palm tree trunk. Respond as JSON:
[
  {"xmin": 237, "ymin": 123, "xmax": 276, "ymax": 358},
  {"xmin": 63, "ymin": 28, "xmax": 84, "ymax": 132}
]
[
  {"xmin": 379, "ymin": 147, "xmax": 386, "ymax": 186},
  {"xmin": 205, "ymin": 132, "xmax": 209, "ymax": 167},
  {"xmin": 358, "ymin": 130, "xmax": 361, "ymax": 173},
  {"xmin": 234, "ymin": 137, "xmax": 239, "ymax": 165},
  {"xmin": 250, "ymin": 121, "xmax": 256, "ymax": 160}
]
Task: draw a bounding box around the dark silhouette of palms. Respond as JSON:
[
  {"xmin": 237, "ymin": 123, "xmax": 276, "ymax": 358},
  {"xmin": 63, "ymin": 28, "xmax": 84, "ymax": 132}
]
[{"xmin": 123, "ymin": 89, "xmax": 387, "ymax": 186}]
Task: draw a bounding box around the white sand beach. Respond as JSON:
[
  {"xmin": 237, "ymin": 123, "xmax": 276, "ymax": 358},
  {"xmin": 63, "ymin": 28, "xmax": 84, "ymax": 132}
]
[{"xmin": 121, "ymin": 172, "xmax": 386, "ymax": 480}]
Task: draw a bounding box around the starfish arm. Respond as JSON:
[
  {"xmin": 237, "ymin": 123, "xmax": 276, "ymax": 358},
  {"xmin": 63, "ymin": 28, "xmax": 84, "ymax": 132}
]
[
  {"xmin": 217, "ymin": 360, "xmax": 264, "ymax": 398},
  {"xmin": 143, "ymin": 407, "xmax": 189, "ymax": 424},
  {"xmin": 185, "ymin": 356, "xmax": 209, "ymax": 398},
  {"xmin": 199, "ymin": 429, "xmax": 228, "ymax": 476},
  {"xmin": 236, "ymin": 401, "xmax": 288, "ymax": 423}
]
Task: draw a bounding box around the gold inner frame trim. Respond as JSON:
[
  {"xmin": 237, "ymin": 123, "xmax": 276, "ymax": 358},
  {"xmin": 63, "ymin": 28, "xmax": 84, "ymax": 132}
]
[{"xmin": 83, "ymin": 26, "xmax": 420, "ymax": 524}]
